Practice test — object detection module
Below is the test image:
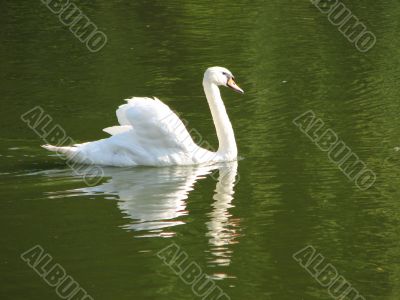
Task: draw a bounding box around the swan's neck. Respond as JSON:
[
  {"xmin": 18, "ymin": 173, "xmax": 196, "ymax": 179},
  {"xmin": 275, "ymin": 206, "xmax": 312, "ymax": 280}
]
[{"xmin": 203, "ymin": 80, "xmax": 237, "ymax": 159}]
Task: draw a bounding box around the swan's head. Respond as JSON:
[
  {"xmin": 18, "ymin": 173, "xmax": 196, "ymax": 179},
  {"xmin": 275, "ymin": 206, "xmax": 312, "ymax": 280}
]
[{"xmin": 204, "ymin": 67, "xmax": 244, "ymax": 94}]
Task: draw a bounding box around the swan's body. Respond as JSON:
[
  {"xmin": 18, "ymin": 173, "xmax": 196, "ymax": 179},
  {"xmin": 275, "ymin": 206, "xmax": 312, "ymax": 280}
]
[{"xmin": 43, "ymin": 67, "xmax": 244, "ymax": 167}]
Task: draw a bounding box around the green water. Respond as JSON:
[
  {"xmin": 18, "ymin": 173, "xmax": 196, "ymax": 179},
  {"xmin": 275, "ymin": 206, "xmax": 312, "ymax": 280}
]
[{"xmin": 2, "ymin": 0, "xmax": 400, "ymax": 299}]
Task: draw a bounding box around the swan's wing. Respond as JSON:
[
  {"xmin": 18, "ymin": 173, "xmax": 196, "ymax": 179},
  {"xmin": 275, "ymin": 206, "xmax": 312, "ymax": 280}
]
[
  {"xmin": 47, "ymin": 97, "xmax": 205, "ymax": 166},
  {"xmin": 114, "ymin": 97, "xmax": 195, "ymax": 152}
]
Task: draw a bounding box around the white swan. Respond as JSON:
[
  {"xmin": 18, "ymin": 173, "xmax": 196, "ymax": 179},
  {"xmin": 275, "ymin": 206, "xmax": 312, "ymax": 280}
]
[{"xmin": 43, "ymin": 67, "xmax": 244, "ymax": 167}]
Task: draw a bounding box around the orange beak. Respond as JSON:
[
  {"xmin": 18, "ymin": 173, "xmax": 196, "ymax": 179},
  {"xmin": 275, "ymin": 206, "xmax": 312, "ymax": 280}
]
[{"xmin": 227, "ymin": 77, "xmax": 244, "ymax": 94}]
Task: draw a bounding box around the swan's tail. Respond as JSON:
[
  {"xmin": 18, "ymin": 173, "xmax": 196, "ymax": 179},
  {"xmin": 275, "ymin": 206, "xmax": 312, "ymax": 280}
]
[{"xmin": 42, "ymin": 144, "xmax": 78, "ymax": 158}]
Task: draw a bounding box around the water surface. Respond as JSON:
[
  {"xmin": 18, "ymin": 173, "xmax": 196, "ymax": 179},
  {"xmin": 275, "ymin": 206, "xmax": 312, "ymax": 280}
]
[{"xmin": 1, "ymin": 1, "xmax": 400, "ymax": 299}]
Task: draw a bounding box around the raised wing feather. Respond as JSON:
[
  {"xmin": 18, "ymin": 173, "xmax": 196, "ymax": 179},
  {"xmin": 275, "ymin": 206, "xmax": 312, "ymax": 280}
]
[
  {"xmin": 115, "ymin": 97, "xmax": 195, "ymax": 152},
  {"xmin": 103, "ymin": 125, "xmax": 132, "ymax": 136}
]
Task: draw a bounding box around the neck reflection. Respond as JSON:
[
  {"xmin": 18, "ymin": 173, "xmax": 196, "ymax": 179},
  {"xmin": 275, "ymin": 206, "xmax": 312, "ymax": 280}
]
[{"xmin": 206, "ymin": 162, "xmax": 240, "ymax": 267}]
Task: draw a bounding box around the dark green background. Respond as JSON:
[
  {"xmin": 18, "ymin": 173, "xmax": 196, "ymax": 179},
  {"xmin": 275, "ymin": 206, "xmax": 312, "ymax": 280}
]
[{"xmin": 1, "ymin": 0, "xmax": 400, "ymax": 299}]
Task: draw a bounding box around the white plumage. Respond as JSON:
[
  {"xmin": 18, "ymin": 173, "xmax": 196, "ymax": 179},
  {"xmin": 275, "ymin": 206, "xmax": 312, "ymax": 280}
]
[{"xmin": 42, "ymin": 67, "xmax": 244, "ymax": 167}]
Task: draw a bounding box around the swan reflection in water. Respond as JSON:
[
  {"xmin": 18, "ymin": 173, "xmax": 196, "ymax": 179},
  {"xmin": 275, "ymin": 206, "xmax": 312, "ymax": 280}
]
[{"xmin": 44, "ymin": 161, "xmax": 240, "ymax": 265}]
